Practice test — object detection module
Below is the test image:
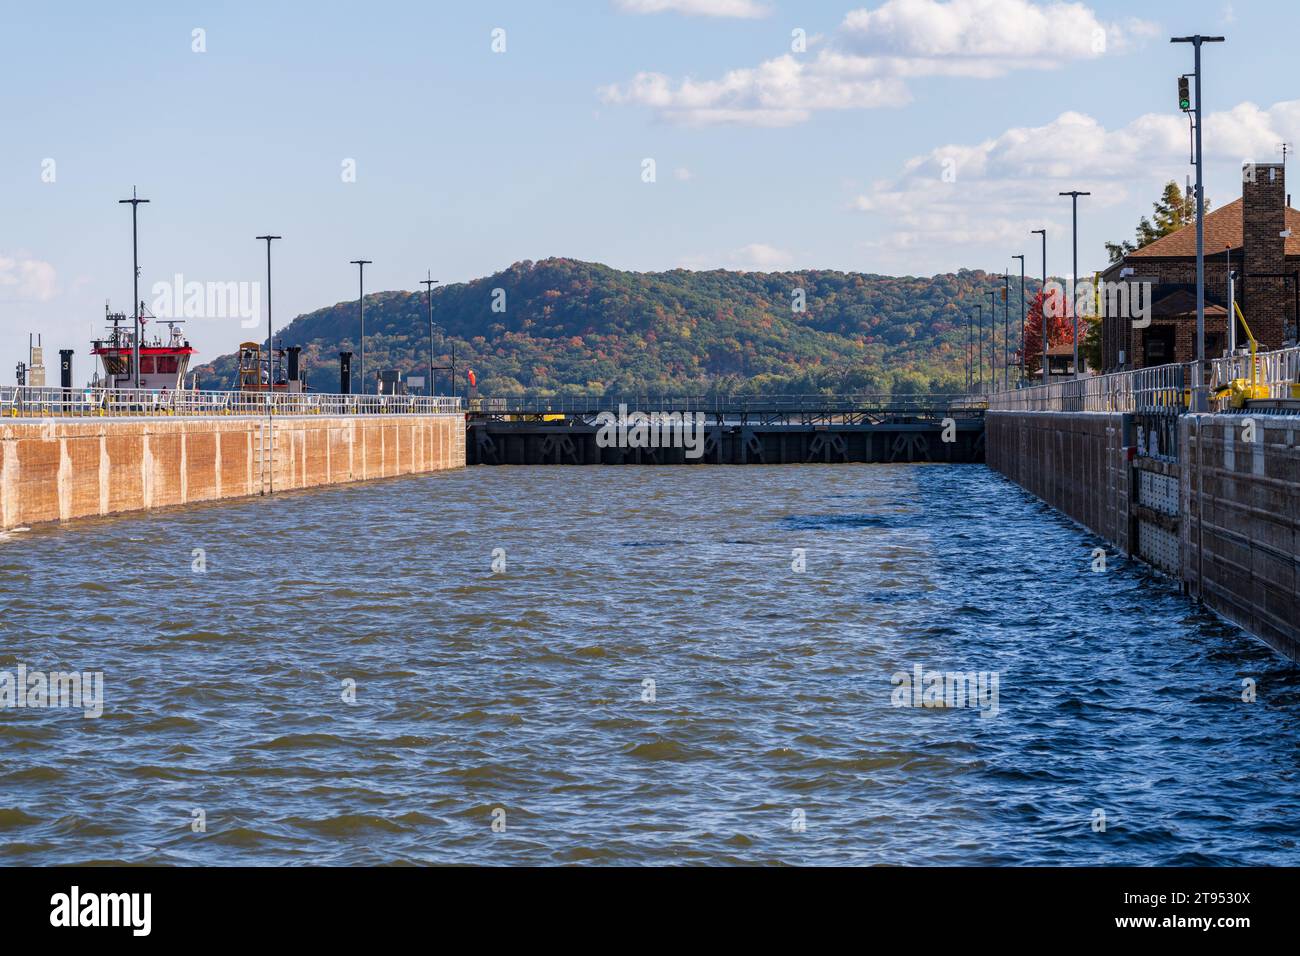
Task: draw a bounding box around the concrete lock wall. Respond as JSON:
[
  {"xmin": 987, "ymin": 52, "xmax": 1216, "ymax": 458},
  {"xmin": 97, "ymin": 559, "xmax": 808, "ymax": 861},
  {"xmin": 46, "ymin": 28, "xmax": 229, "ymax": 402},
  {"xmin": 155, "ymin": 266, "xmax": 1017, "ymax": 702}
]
[
  {"xmin": 0, "ymin": 414, "xmax": 466, "ymax": 531},
  {"xmin": 985, "ymin": 411, "xmax": 1131, "ymax": 553},
  {"xmin": 988, "ymin": 409, "xmax": 1300, "ymax": 661},
  {"xmin": 1182, "ymin": 414, "xmax": 1300, "ymax": 660}
]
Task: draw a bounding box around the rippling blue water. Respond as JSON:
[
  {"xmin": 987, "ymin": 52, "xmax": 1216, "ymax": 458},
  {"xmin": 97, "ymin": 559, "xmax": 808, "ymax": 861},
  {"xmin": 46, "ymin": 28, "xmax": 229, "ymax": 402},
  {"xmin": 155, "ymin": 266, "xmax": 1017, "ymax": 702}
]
[{"xmin": 0, "ymin": 464, "xmax": 1296, "ymax": 865}]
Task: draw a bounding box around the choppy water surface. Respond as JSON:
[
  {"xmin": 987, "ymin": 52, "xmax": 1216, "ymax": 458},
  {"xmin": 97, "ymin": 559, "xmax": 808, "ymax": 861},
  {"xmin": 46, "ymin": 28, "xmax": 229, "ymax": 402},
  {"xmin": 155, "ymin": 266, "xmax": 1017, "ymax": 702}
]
[{"xmin": 1, "ymin": 465, "xmax": 1297, "ymax": 865}]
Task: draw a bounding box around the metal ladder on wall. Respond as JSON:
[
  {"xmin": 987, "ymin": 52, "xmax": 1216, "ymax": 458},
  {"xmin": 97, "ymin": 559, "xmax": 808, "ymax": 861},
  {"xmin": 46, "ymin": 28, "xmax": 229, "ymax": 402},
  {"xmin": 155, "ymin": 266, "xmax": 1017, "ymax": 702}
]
[{"xmin": 254, "ymin": 420, "xmax": 276, "ymax": 496}]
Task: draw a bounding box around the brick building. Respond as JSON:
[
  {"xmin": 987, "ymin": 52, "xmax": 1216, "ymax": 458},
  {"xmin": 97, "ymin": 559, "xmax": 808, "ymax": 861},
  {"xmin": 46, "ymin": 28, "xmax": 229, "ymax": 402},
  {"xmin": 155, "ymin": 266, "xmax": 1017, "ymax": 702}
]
[{"xmin": 1100, "ymin": 163, "xmax": 1300, "ymax": 372}]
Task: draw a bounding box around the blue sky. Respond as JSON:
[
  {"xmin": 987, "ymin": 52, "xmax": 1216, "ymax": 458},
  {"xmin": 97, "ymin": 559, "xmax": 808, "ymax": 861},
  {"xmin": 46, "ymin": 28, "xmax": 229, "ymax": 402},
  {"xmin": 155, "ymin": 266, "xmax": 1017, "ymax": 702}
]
[{"xmin": 0, "ymin": 0, "xmax": 1290, "ymax": 377}]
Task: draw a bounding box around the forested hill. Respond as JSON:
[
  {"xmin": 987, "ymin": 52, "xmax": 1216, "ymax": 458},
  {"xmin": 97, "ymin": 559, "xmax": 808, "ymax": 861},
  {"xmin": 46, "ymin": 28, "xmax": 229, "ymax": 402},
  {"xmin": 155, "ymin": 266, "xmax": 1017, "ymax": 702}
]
[{"xmin": 193, "ymin": 258, "xmax": 1038, "ymax": 396}]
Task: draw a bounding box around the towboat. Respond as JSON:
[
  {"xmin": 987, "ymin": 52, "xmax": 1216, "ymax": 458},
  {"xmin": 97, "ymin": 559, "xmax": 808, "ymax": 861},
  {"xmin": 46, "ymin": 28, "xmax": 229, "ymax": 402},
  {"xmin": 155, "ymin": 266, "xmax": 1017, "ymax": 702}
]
[{"xmin": 90, "ymin": 307, "xmax": 195, "ymax": 390}]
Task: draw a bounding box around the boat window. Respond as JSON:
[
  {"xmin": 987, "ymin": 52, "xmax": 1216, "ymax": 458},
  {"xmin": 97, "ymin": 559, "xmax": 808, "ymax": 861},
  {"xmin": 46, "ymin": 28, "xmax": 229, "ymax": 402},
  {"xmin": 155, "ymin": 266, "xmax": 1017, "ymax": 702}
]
[
  {"xmin": 157, "ymin": 356, "xmax": 178, "ymax": 374},
  {"xmin": 139, "ymin": 356, "xmax": 155, "ymax": 374}
]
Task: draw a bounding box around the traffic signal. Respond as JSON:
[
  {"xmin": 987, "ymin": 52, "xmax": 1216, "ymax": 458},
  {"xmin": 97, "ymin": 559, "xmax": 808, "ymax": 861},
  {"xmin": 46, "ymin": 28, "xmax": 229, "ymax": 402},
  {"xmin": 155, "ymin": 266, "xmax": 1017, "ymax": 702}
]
[{"xmin": 1178, "ymin": 76, "xmax": 1191, "ymax": 111}]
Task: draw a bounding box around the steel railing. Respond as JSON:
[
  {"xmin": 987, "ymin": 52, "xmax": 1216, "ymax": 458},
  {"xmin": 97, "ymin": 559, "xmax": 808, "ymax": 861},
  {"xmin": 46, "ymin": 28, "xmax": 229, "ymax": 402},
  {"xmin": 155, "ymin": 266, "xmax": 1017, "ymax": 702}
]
[
  {"xmin": 985, "ymin": 363, "xmax": 1190, "ymax": 414},
  {"xmin": 465, "ymin": 392, "xmax": 978, "ymax": 416},
  {"xmin": 0, "ymin": 386, "xmax": 463, "ymax": 419},
  {"xmin": 1209, "ymin": 345, "xmax": 1300, "ymax": 400},
  {"xmin": 987, "ymin": 344, "xmax": 1300, "ymax": 414}
]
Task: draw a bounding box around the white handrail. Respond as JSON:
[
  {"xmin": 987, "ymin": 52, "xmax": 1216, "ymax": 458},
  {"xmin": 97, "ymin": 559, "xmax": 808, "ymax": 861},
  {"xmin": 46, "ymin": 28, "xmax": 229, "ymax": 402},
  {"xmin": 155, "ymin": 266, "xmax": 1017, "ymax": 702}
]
[{"xmin": 0, "ymin": 386, "xmax": 463, "ymax": 419}]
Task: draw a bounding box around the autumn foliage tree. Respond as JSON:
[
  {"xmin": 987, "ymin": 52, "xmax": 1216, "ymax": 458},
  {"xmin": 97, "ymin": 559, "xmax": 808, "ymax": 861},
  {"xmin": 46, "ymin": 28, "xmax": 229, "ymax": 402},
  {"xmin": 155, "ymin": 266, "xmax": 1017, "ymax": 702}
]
[{"xmin": 1021, "ymin": 288, "xmax": 1076, "ymax": 373}]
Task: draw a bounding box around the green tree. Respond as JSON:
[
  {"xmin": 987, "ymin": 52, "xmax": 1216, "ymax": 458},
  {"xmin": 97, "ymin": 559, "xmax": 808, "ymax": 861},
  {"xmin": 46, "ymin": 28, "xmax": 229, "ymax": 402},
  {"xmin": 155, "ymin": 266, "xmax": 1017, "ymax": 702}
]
[
  {"xmin": 1082, "ymin": 312, "xmax": 1103, "ymax": 372},
  {"xmin": 1106, "ymin": 181, "xmax": 1209, "ymax": 263}
]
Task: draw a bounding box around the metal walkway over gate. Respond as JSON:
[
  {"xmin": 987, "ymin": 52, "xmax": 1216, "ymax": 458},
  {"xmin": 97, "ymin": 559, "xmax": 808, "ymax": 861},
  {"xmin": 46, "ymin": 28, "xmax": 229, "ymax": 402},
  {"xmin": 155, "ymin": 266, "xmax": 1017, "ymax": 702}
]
[{"xmin": 466, "ymin": 394, "xmax": 986, "ymax": 465}]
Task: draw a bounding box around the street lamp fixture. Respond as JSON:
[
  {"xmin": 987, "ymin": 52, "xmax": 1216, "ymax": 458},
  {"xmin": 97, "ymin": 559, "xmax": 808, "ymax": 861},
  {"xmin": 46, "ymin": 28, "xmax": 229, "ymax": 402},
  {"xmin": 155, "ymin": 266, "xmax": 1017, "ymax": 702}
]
[
  {"xmin": 1031, "ymin": 229, "xmax": 1048, "ymax": 385},
  {"xmin": 350, "ymin": 259, "xmax": 373, "ymax": 393},
  {"xmin": 1059, "ymin": 191, "xmax": 1090, "ymax": 378}
]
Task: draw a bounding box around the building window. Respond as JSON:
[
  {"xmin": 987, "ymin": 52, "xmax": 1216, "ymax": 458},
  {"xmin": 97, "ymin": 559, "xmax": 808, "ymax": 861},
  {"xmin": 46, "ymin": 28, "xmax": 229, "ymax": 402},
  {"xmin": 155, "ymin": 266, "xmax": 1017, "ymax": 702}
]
[{"xmin": 1145, "ymin": 327, "xmax": 1175, "ymax": 364}]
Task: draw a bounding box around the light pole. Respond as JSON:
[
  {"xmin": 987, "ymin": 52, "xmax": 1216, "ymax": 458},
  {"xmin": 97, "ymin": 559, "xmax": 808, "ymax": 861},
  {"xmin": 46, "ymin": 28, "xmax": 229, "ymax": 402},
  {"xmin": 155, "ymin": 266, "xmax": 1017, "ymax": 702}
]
[
  {"xmin": 118, "ymin": 188, "xmax": 150, "ymax": 388},
  {"xmin": 1012, "ymin": 254, "xmax": 1026, "ymax": 385},
  {"xmin": 421, "ymin": 271, "xmax": 438, "ymax": 396},
  {"xmin": 966, "ymin": 309, "xmax": 973, "ymax": 393},
  {"xmin": 1173, "ymin": 34, "xmax": 1225, "ymax": 411},
  {"xmin": 256, "ymin": 236, "xmax": 281, "ymax": 388},
  {"xmin": 1225, "ymin": 245, "xmax": 1236, "ymax": 354},
  {"xmin": 977, "ymin": 303, "xmax": 985, "ymax": 392},
  {"xmin": 1059, "ymin": 191, "xmax": 1091, "ymax": 378},
  {"xmin": 1032, "ymin": 229, "xmax": 1048, "ymax": 385},
  {"xmin": 986, "ymin": 291, "xmax": 997, "ymax": 393},
  {"xmin": 350, "ymin": 259, "xmax": 372, "ymax": 393},
  {"xmin": 1001, "ymin": 271, "xmax": 1011, "ymax": 391}
]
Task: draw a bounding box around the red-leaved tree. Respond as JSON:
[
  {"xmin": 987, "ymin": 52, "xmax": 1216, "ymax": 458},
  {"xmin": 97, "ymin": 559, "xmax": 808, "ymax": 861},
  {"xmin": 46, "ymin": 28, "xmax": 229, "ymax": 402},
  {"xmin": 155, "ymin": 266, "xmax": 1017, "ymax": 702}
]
[{"xmin": 1021, "ymin": 288, "xmax": 1076, "ymax": 372}]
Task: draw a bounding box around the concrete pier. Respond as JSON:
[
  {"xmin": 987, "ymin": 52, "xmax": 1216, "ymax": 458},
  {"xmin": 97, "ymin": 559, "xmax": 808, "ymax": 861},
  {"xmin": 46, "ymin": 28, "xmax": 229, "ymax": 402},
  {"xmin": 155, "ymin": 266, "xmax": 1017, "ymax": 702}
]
[{"xmin": 0, "ymin": 414, "xmax": 465, "ymax": 530}]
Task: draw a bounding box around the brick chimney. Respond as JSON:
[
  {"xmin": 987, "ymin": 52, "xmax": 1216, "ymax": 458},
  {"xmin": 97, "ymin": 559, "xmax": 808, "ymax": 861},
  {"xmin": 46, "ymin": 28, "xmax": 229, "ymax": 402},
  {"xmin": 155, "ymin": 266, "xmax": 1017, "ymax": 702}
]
[{"xmin": 1242, "ymin": 162, "xmax": 1289, "ymax": 348}]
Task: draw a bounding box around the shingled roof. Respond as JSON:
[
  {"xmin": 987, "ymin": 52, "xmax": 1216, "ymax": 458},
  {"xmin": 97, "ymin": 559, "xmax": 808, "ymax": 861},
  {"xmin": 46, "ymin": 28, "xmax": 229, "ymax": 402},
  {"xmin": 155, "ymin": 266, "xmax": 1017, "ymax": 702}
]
[
  {"xmin": 1128, "ymin": 198, "xmax": 1300, "ymax": 258},
  {"xmin": 1150, "ymin": 288, "xmax": 1229, "ymax": 317}
]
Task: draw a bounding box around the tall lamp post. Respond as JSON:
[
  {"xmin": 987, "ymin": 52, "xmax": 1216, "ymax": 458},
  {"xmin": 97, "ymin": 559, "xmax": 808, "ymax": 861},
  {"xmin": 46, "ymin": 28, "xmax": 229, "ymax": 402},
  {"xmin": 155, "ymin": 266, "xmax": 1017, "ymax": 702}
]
[
  {"xmin": 1173, "ymin": 34, "xmax": 1225, "ymax": 411},
  {"xmin": 420, "ymin": 271, "xmax": 438, "ymax": 396},
  {"xmin": 437, "ymin": 334, "xmax": 457, "ymax": 403},
  {"xmin": 986, "ymin": 291, "xmax": 997, "ymax": 393},
  {"xmin": 977, "ymin": 303, "xmax": 984, "ymax": 392},
  {"xmin": 1000, "ymin": 271, "xmax": 1011, "ymax": 391},
  {"xmin": 1060, "ymin": 191, "xmax": 1091, "ymax": 378},
  {"xmin": 118, "ymin": 188, "xmax": 150, "ymax": 388},
  {"xmin": 350, "ymin": 259, "xmax": 372, "ymax": 393},
  {"xmin": 966, "ymin": 309, "xmax": 973, "ymax": 393},
  {"xmin": 1032, "ymin": 229, "xmax": 1048, "ymax": 385},
  {"xmin": 1012, "ymin": 254, "xmax": 1026, "ymax": 385},
  {"xmin": 1225, "ymin": 244, "xmax": 1236, "ymax": 354},
  {"xmin": 256, "ymin": 236, "xmax": 281, "ymax": 388}
]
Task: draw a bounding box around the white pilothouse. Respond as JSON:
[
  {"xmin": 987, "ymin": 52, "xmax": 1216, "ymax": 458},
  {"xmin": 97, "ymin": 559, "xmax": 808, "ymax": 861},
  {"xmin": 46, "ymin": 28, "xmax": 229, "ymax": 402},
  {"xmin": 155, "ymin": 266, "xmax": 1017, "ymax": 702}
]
[{"xmin": 89, "ymin": 307, "xmax": 196, "ymax": 391}]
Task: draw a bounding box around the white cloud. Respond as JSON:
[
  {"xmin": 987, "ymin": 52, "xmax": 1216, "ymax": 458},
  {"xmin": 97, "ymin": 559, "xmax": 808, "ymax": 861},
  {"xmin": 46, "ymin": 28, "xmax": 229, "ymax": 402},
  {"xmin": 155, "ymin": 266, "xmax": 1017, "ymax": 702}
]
[
  {"xmin": 0, "ymin": 255, "xmax": 58, "ymax": 302},
  {"xmin": 602, "ymin": 0, "xmax": 1156, "ymax": 126},
  {"xmin": 682, "ymin": 243, "xmax": 795, "ymax": 270},
  {"xmin": 840, "ymin": 0, "xmax": 1157, "ymax": 64},
  {"xmin": 614, "ymin": 0, "xmax": 772, "ymax": 17},
  {"xmin": 851, "ymin": 100, "xmax": 1300, "ymax": 255},
  {"xmin": 734, "ymin": 242, "xmax": 794, "ymax": 269},
  {"xmin": 599, "ymin": 54, "xmax": 910, "ymax": 127}
]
